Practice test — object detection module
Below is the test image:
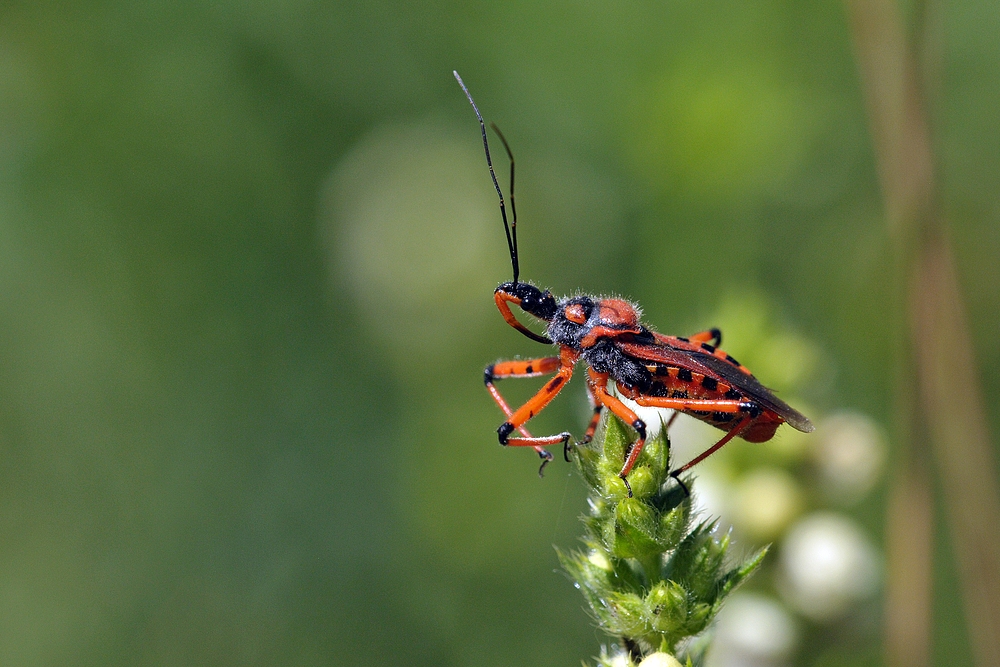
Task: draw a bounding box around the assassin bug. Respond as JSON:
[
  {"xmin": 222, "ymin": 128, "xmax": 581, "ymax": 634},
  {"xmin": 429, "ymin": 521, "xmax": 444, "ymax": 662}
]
[{"xmin": 454, "ymin": 71, "xmax": 814, "ymax": 496}]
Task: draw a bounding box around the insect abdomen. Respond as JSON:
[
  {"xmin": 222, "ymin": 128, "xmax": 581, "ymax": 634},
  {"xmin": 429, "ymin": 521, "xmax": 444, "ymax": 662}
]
[{"xmin": 644, "ymin": 364, "xmax": 767, "ymax": 433}]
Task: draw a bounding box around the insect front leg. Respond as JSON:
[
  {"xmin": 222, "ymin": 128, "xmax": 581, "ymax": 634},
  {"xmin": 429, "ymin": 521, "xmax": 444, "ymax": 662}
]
[{"xmin": 485, "ymin": 350, "xmax": 578, "ymax": 475}]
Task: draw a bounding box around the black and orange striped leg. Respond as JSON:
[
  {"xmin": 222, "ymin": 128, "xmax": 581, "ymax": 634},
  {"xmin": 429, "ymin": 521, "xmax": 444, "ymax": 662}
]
[
  {"xmin": 485, "ymin": 350, "xmax": 579, "ymax": 475},
  {"xmin": 484, "ymin": 355, "xmax": 560, "ymax": 474},
  {"xmin": 689, "ymin": 327, "xmax": 722, "ymax": 346},
  {"xmin": 587, "ymin": 369, "xmax": 646, "ymax": 497}
]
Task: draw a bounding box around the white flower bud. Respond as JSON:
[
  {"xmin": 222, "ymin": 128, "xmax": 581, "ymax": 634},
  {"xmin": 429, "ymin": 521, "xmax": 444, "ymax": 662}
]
[
  {"xmin": 637, "ymin": 651, "xmax": 683, "ymax": 667},
  {"xmin": 779, "ymin": 512, "xmax": 880, "ymax": 620}
]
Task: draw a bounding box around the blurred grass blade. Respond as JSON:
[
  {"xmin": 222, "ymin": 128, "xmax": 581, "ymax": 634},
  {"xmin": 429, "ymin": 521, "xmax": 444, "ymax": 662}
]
[{"xmin": 844, "ymin": 1, "xmax": 1000, "ymax": 665}]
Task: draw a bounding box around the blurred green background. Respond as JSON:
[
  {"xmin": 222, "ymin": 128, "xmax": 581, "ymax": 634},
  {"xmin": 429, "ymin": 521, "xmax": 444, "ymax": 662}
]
[{"xmin": 0, "ymin": 1, "xmax": 997, "ymax": 665}]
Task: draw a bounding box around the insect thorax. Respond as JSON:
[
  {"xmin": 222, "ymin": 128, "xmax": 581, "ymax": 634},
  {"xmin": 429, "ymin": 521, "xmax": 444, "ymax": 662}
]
[{"xmin": 583, "ymin": 340, "xmax": 653, "ymax": 392}]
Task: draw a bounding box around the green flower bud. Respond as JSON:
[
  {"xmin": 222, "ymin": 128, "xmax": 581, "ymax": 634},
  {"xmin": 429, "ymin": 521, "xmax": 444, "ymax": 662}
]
[
  {"xmin": 659, "ymin": 504, "xmax": 688, "ymax": 547},
  {"xmin": 615, "ymin": 498, "xmax": 660, "ymax": 559},
  {"xmin": 626, "ymin": 465, "xmax": 657, "ymax": 498},
  {"xmin": 604, "ymin": 474, "xmax": 632, "ymax": 500},
  {"xmin": 606, "ymin": 591, "xmax": 647, "ymax": 638},
  {"xmin": 646, "ymin": 581, "xmax": 687, "ymax": 633},
  {"xmin": 585, "ymin": 550, "xmax": 612, "ymax": 578},
  {"xmin": 601, "ymin": 416, "xmax": 630, "ymax": 463}
]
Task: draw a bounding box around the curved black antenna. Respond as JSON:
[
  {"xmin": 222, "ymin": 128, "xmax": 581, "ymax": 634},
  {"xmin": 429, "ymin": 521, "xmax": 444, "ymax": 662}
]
[
  {"xmin": 453, "ymin": 70, "xmax": 519, "ymax": 285},
  {"xmin": 489, "ymin": 121, "xmax": 518, "ymax": 278}
]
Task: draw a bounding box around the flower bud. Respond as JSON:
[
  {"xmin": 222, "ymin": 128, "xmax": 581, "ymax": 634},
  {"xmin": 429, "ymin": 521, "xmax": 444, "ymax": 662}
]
[
  {"xmin": 614, "ymin": 498, "xmax": 660, "ymax": 558},
  {"xmin": 637, "ymin": 652, "xmax": 683, "ymax": 667},
  {"xmin": 646, "ymin": 581, "xmax": 687, "ymax": 633},
  {"xmin": 626, "ymin": 465, "xmax": 657, "ymax": 498}
]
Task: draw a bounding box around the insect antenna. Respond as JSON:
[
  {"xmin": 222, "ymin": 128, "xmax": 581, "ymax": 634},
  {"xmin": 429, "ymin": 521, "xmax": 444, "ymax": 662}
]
[
  {"xmin": 489, "ymin": 121, "xmax": 518, "ymax": 280},
  {"xmin": 453, "ymin": 70, "xmax": 519, "ymax": 285}
]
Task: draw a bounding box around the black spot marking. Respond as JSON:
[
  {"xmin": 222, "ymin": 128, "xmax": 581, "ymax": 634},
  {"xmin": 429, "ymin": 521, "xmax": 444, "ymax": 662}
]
[
  {"xmin": 549, "ymin": 376, "xmax": 565, "ymax": 390},
  {"xmin": 701, "ymin": 376, "xmax": 718, "ymax": 391},
  {"xmin": 726, "ymin": 354, "xmax": 741, "ymax": 367},
  {"xmin": 648, "ymin": 381, "xmax": 670, "ymax": 397},
  {"xmin": 677, "ymin": 368, "xmax": 693, "ymax": 382},
  {"xmin": 724, "ymin": 389, "xmax": 742, "ymax": 400},
  {"xmin": 739, "ymin": 401, "xmax": 762, "ymax": 417},
  {"xmin": 677, "ymin": 337, "xmax": 689, "ymax": 343},
  {"xmin": 670, "ymin": 389, "xmax": 689, "ymax": 399},
  {"xmin": 713, "ymin": 412, "xmax": 734, "ymax": 423},
  {"xmin": 525, "ymin": 365, "xmax": 534, "ymax": 374},
  {"xmin": 701, "ymin": 342, "xmax": 716, "ymax": 353}
]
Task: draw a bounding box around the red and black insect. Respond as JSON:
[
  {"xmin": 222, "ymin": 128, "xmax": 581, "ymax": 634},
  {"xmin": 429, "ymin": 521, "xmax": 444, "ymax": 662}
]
[{"xmin": 454, "ymin": 71, "xmax": 814, "ymax": 495}]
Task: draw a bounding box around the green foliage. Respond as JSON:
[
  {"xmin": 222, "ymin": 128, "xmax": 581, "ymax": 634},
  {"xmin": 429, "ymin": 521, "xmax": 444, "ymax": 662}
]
[{"xmin": 559, "ymin": 416, "xmax": 766, "ymax": 663}]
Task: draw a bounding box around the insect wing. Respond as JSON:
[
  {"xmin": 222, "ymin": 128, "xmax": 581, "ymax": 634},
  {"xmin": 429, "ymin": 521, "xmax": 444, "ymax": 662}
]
[
  {"xmin": 618, "ymin": 340, "xmax": 814, "ymax": 433},
  {"xmin": 617, "ymin": 340, "xmax": 719, "ymax": 376},
  {"xmin": 689, "ymin": 352, "xmax": 814, "ymax": 432}
]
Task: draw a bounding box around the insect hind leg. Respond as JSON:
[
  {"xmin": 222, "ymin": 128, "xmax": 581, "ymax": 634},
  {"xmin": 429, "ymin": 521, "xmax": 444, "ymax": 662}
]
[
  {"xmin": 689, "ymin": 327, "xmax": 722, "ymax": 347},
  {"xmin": 668, "ymin": 414, "xmax": 752, "ymax": 488}
]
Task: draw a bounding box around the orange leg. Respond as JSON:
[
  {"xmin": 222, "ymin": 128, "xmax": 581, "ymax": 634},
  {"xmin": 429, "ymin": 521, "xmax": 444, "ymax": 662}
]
[
  {"xmin": 632, "ymin": 395, "xmax": 752, "ymax": 413},
  {"xmin": 580, "ymin": 406, "xmax": 604, "ymax": 444},
  {"xmin": 688, "ymin": 327, "xmax": 722, "ymax": 346},
  {"xmin": 485, "ymin": 350, "xmax": 578, "ymax": 474},
  {"xmin": 570, "ymin": 379, "xmax": 604, "ymax": 461},
  {"xmin": 486, "ymin": 356, "xmax": 560, "ymax": 388},
  {"xmin": 587, "ymin": 369, "xmax": 646, "ymax": 497},
  {"xmin": 671, "ymin": 415, "xmax": 752, "ymax": 478}
]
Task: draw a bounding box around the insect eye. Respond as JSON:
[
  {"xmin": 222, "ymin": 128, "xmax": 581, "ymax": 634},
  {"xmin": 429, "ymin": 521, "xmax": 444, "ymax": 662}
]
[{"xmin": 565, "ymin": 304, "xmax": 588, "ymax": 324}]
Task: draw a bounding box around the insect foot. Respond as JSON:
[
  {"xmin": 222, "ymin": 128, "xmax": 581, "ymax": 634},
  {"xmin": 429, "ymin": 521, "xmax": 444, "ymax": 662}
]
[
  {"xmin": 558, "ymin": 414, "xmax": 767, "ymax": 662},
  {"xmin": 536, "ymin": 447, "xmax": 554, "ymax": 477}
]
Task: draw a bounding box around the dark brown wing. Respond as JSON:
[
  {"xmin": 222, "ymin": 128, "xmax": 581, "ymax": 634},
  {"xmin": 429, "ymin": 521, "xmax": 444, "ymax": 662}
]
[{"xmin": 619, "ymin": 340, "xmax": 815, "ymax": 433}]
